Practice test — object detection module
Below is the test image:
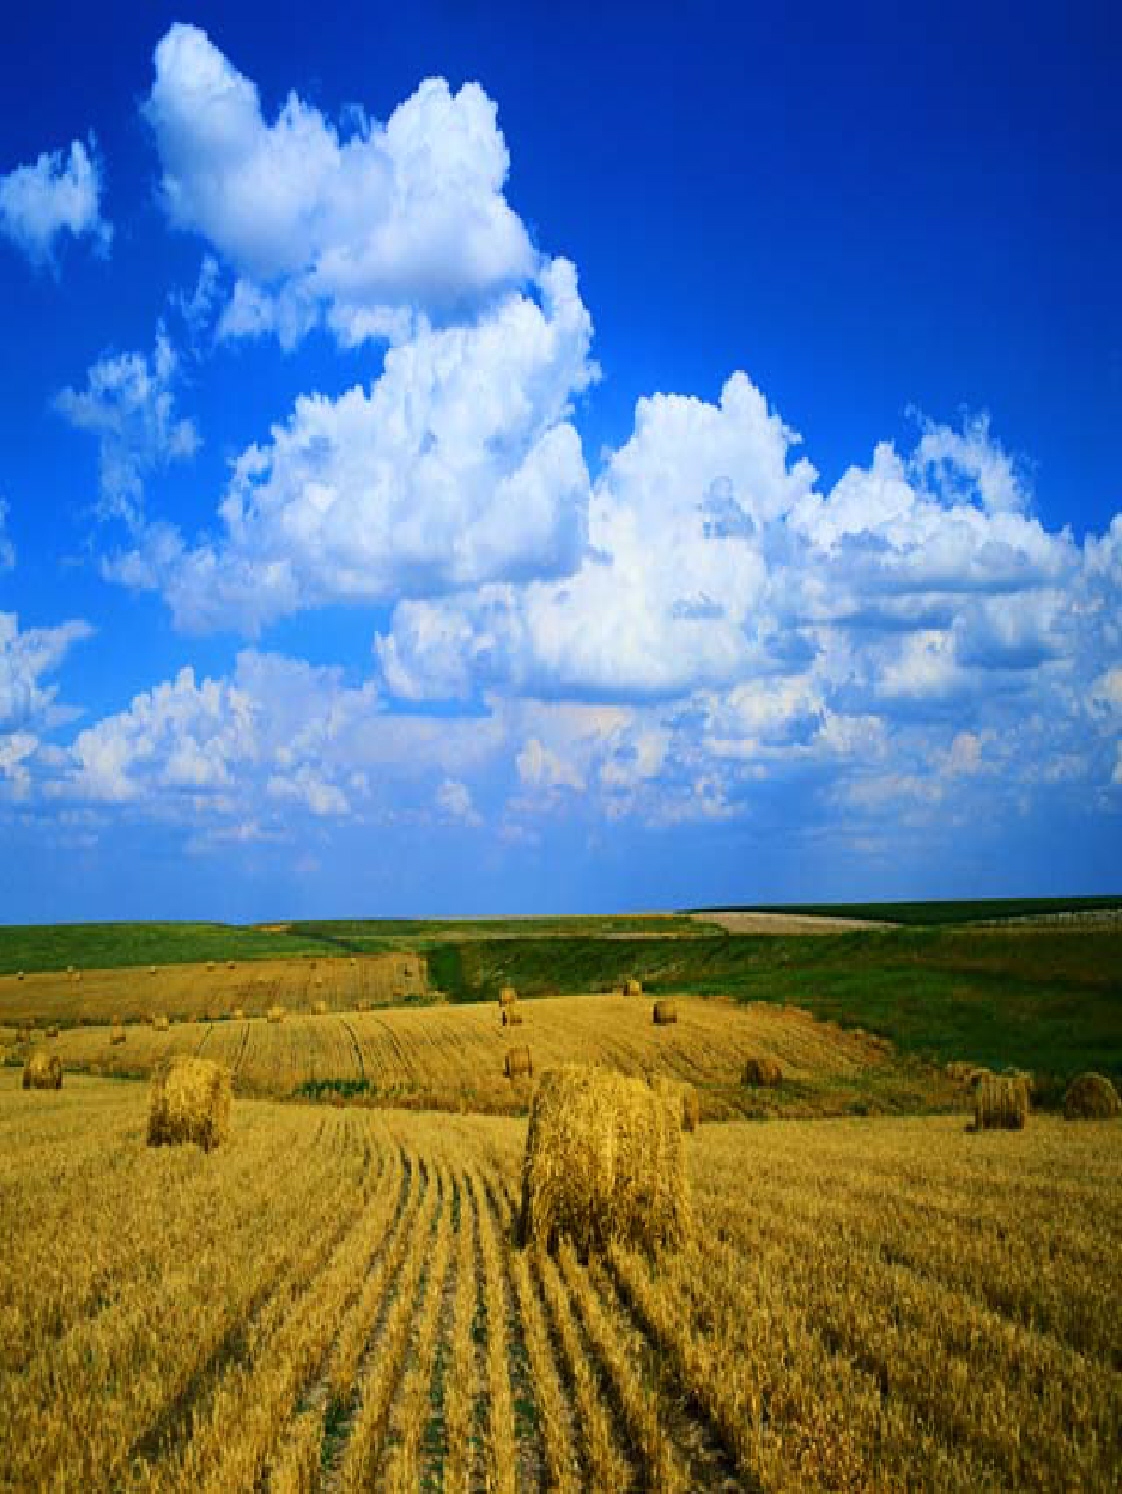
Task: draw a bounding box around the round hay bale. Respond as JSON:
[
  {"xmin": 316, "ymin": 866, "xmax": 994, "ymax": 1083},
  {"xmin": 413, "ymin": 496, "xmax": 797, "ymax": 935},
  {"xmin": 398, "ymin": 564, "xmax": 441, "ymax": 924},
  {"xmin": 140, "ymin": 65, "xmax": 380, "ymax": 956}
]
[
  {"xmin": 945, "ymin": 1060, "xmax": 976, "ymax": 1083},
  {"xmin": 650, "ymin": 1074, "xmax": 699, "ymax": 1132},
  {"xmin": 312, "ymin": 999, "xmax": 328, "ymax": 1016},
  {"xmin": 499, "ymin": 985, "xmax": 517, "ymax": 1009},
  {"xmin": 17, "ymin": 971, "xmax": 24, "ymax": 981},
  {"xmin": 520, "ymin": 1065, "xmax": 692, "ymax": 1256},
  {"xmin": 46, "ymin": 1025, "xmax": 59, "ymax": 1040},
  {"xmin": 227, "ymin": 961, "xmax": 236, "ymax": 971},
  {"xmin": 267, "ymin": 1004, "xmax": 285, "ymax": 1024},
  {"xmin": 207, "ymin": 961, "xmax": 215, "ymax": 973},
  {"xmin": 624, "ymin": 977, "xmax": 643, "ymax": 998},
  {"xmin": 232, "ymin": 1007, "xmax": 245, "ymax": 1020},
  {"xmin": 109, "ymin": 1025, "xmax": 126, "ymax": 1046},
  {"xmin": 743, "ymin": 1056, "xmax": 783, "ymax": 1088},
  {"xmin": 967, "ymin": 1066, "xmax": 992, "ymax": 1091},
  {"xmin": 504, "ymin": 1045, "xmax": 533, "ymax": 1080},
  {"xmin": 66, "ymin": 965, "xmax": 74, "ymax": 976},
  {"xmin": 147, "ymin": 1057, "xmax": 231, "ymax": 1151},
  {"xmin": 23, "ymin": 1048, "xmax": 62, "ymax": 1090},
  {"xmin": 973, "ymin": 1074, "xmax": 1029, "ymax": 1132},
  {"xmin": 150, "ymin": 965, "xmax": 157, "ymax": 975},
  {"xmin": 652, "ymin": 999, "xmax": 678, "ymax": 1026},
  {"xmin": 153, "ymin": 1014, "xmax": 170, "ymax": 1032},
  {"xmin": 1063, "ymin": 1072, "xmax": 1121, "ymax": 1120},
  {"xmin": 502, "ymin": 1006, "xmax": 524, "ymax": 1027}
]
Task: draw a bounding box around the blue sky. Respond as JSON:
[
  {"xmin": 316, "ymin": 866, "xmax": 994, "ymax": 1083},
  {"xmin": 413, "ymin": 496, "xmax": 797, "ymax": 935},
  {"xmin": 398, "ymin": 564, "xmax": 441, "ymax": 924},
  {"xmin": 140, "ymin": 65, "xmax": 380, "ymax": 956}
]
[{"xmin": 1, "ymin": 2, "xmax": 1119, "ymax": 921}]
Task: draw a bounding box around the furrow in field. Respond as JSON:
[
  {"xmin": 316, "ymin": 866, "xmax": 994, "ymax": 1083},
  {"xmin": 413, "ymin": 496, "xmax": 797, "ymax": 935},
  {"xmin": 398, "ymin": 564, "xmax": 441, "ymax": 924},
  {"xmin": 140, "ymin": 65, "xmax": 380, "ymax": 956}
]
[
  {"xmin": 333, "ymin": 1161, "xmax": 444, "ymax": 1492},
  {"xmin": 436, "ymin": 1169, "xmax": 485, "ymax": 1493},
  {"xmin": 557, "ymin": 1240, "xmax": 692, "ymax": 1493},
  {"xmin": 475, "ymin": 1170, "xmax": 522, "ymax": 1494},
  {"xmin": 534, "ymin": 1241, "xmax": 634, "ymax": 1491},
  {"xmin": 377, "ymin": 1169, "xmax": 457, "ymax": 1489}
]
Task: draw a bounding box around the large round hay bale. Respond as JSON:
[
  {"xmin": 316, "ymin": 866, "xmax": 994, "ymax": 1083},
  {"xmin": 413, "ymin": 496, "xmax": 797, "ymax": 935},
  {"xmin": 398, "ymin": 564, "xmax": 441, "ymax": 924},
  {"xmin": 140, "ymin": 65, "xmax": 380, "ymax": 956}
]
[
  {"xmin": 23, "ymin": 1048, "xmax": 62, "ymax": 1090},
  {"xmin": 973, "ymin": 1074, "xmax": 1029, "ymax": 1131},
  {"xmin": 624, "ymin": 977, "xmax": 642, "ymax": 998},
  {"xmin": 267, "ymin": 1005, "xmax": 285, "ymax": 1024},
  {"xmin": 650, "ymin": 1074, "xmax": 699, "ymax": 1132},
  {"xmin": 1063, "ymin": 1072, "xmax": 1121, "ymax": 1120},
  {"xmin": 147, "ymin": 1057, "xmax": 231, "ymax": 1151},
  {"xmin": 520, "ymin": 1065, "xmax": 692, "ymax": 1256},
  {"xmin": 504, "ymin": 1045, "xmax": 533, "ymax": 1079},
  {"xmin": 743, "ymin": 1056, "xmax": 783, "ymax": 1088},
  {"xmin": 502, "ymin": 1006, "xmax": 524, "ymax": 1027},
  {"xmin": 652, "ymin": 1000, "xmax": 678, "ymax": 1026},
  {"xmin": 499, "ymin": 985, "xmax": 517, "ymax": 1009}
]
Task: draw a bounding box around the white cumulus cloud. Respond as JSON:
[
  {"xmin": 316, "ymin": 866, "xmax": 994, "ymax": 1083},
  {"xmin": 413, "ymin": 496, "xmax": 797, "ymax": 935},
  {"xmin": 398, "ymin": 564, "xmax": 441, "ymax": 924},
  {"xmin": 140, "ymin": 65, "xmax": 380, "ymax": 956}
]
[
  {"xmin": 145, "ymin": 23, "xmax": 536, "ymax": 347},
  {"xmin": 112, "ymin": 260, "xmax": 596, "ymax": 630},
  {"xmin": 0, "ymin": 136, "xmax": 111, "ymax": 267}
]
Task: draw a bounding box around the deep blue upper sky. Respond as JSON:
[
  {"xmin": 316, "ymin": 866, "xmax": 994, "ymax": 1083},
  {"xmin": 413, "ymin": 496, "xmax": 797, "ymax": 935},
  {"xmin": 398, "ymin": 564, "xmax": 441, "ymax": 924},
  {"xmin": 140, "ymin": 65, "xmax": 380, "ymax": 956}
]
[{"xmin": 0, "ymin": 2, "xmax": 1119, "ymax": 920}]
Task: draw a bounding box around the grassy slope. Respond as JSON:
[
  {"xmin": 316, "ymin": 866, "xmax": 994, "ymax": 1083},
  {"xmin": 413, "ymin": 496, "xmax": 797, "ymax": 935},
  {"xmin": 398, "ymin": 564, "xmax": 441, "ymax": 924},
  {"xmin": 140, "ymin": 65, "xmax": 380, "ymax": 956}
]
[
  {"xmin": 690, "ymin": 895, "xmax": 1122, "ymax": 925},
  {"xmin": 0, "ymin": 922, "xmax": 338, "ymax": 975},
  {"xmin": 426, "ymin": 926, "xmax": 1122, "ymax": 1096}
]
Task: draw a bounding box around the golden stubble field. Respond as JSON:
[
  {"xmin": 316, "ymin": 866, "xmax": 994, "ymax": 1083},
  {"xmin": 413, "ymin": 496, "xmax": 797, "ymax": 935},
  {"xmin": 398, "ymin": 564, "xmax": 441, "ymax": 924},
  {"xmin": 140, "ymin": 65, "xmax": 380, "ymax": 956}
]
[
  {"xmin": 9, "ymin": 991, "xmax": 937, "ymax": 1116},
  {"xmin": 2, "ymin": 1074, "xmax": 1119, "ymax": 1492},
  {"xmin": 0, "ymin": 951, "xmax": 427, "ymax": 1028}
]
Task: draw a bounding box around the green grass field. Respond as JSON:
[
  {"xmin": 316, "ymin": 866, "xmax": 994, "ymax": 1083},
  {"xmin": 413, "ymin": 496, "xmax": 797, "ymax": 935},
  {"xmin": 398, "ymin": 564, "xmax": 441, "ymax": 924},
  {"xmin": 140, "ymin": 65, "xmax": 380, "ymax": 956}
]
[{"xmin": 0, "ymin": 921, "xmax": 339, "ymax": 975}]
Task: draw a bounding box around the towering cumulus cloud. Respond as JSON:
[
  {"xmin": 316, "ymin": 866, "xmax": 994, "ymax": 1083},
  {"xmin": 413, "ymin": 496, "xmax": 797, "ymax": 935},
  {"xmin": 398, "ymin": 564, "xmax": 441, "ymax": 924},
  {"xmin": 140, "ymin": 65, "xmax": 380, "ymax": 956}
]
[
  {"xmin": 111, "ymin": 258, "xmax": 597, "ymax": 631},
  {"xmin": 144, "ymin": 23, "xmax": 537, "ymax": 345}
]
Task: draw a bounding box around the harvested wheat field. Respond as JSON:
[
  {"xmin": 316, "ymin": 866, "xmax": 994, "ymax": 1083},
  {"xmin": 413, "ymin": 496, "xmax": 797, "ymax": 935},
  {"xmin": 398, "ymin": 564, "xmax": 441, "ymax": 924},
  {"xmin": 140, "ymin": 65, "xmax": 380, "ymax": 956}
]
[
  {"xmin": 0, "ymin": 950, "xmax": 427, "ymax": 1028},
  {"xmin": 44, "ymin": 993, "xmax": 936, "ymax": 1116},
  {"xmin": 0, "ymin": 1072, "xmax": 1118, "ymax": 1492}
]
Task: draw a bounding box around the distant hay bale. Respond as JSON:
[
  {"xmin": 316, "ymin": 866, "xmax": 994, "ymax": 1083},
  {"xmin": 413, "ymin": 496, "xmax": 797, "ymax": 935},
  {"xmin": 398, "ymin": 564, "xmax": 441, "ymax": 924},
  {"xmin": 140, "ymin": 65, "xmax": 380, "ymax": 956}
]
[
  {"xmin": 502, "ymin": 1006, "xmax": 524, "ymax": 1027},
  {"xmin": 973, "ymin": 1074, "xmax": 1029, "ymax": 1131},
  {"xmin": 1063, "ymin": 1072, "xmax": 1121, "ymax": 1120},
  {"xmin": 207, "ymin": 961, "xmax": 215, "ymax": 973},
  {"xmin": 227, "ymin": 961, "xmax": 236, "ymax": 971},
  {"xmin": 46, "ymin": 1025, "xmax": 59, "ymax": 1040},
  {"xmin": 150, "ymin": 965, "xmax": 157, "ymax": 975},
  {"xmin": 743, "ymin": 1056, "xmax": 783, "ymax": 1088},
  {"xmin": 624, "ymin": 977, "xmax": 643, "ymax": 997},
  {"xmin": 147, "ymin": 1057, "xmax": 231, "ymax": 1151},
  {"xmin": 16, "ymin": 1025, "xmax": 30, "ymax": 1044},
  {"xmin": 109, "ymin": 1025, "xmax": 126, "ymax": 1045},
  {"xmin": 267, "ymin": 1004, "xmax": 285, "ymax": 1024},
  {"xmin": 312, "ymin": 999, "xmax": 328, "ymax": 1016},
  {"xmin": 652, "ymin": 999, "xmax": 678, "ymax": 1026},
  {"xmin": 504, "ymin": 1045, "xmax": 533, "ymax": 1080},
  {"xmin": 67, "ymin": 965, "xmax": 74, "ymax": 976},
  {"xmin": 945, "ymin": 1060, "xmax": 976, "ymax": 1083},
  {"xmin": 232, "ymin": 1007, "xmax": 245, "ymax": 1020},
  {"xmin": 499, "ymin": 985, "xmax": 517, "ymax": 1008},
  {"xmin": 23, "ymin": 1048, "xmax": 62, "ymax": 1090},
  {"xmin": 153, "ymin": 1015, "xmax": 170, "ymax": 1032},
  {"xmin": 17, "ymin": 971, "xmax": 24, "ymax": 981},
  {"xmin": 520, "ymin": 1065, "xmax": 692, "ymax": 1256}
]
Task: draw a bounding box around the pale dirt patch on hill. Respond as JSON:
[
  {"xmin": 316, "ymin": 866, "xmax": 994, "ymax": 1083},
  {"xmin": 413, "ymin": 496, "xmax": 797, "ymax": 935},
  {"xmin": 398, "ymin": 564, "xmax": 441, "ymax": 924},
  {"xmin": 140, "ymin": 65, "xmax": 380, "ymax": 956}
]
[{"xmin": 692, "ymin": 910, "xmax": 894, "ymax": 934}]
